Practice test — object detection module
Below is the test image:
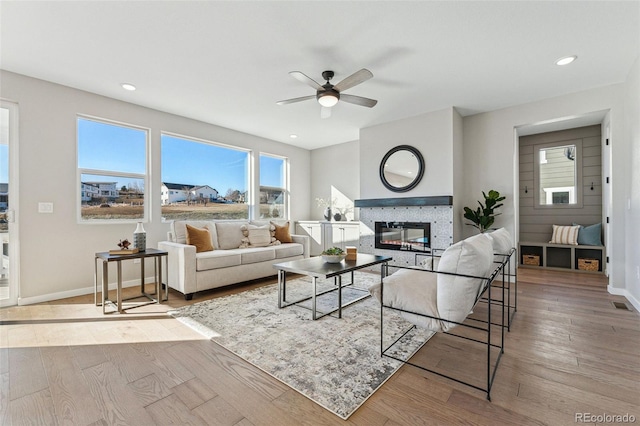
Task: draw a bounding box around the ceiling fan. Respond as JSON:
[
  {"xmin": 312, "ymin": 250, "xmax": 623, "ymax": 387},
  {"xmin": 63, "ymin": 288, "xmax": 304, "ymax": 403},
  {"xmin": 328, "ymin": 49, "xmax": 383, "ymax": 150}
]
[{"xmin": 277, "ymin": 69, "xmax": 377, "ymax": 118}]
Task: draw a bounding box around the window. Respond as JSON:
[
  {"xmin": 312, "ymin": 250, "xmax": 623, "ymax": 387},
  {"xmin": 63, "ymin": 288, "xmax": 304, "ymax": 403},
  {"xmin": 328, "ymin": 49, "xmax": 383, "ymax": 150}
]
[
  {"xmin": 534, "ymin": 140, "xmax": 583, "ymax": 208},
  {"xmin": 259, "ymin": 154, "xmax": 287, "ymax": 219},
  {"xmin": 77, "ymin": 117, "xmax": 148, "ymax": 222},
  {"xmin": 161, "ymin": 134, "xmax": 249, "ymax": 220}
]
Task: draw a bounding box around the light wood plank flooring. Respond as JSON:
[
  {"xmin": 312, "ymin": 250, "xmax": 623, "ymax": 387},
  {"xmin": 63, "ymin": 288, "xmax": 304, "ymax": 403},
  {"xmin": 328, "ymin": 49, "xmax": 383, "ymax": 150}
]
[{"xmin": 1, "ymin": 269, "xmax": 638, "ymax": 425}]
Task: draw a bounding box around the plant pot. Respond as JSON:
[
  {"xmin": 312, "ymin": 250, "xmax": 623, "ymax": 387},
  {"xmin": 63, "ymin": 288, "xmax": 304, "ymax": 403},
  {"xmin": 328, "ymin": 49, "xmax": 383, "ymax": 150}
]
[{"xmin": 333, "ymin": 212, "xmax": 342, "ymax": 221}]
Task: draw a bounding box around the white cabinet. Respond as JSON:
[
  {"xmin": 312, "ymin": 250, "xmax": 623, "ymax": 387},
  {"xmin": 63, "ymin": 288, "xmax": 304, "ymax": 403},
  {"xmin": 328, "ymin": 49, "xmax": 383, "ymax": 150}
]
[{"xmin": 295, "ymin": 221, "xmax": 360, "ymax": 256}]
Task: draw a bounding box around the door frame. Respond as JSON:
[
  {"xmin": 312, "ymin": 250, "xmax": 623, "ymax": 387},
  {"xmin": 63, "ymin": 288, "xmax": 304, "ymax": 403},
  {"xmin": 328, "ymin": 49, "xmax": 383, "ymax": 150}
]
[{"xmin": 1, "ymin": 100, "xmax": 19, "ymax": 307}]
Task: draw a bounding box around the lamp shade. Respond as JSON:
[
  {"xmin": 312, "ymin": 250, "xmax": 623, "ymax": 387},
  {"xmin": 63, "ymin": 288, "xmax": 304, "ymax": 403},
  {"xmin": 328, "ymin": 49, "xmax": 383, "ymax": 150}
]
[{"xmin": 317, "ymin": 92, "xmax": 339, "ymax": 107}]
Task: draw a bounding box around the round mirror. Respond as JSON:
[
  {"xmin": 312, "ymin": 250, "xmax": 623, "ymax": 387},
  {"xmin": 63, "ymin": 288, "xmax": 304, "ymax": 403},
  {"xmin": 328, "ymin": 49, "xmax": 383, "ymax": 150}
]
[{"xmin": 379, "ymin": 145, "xmax": 425, "ymax": 192}]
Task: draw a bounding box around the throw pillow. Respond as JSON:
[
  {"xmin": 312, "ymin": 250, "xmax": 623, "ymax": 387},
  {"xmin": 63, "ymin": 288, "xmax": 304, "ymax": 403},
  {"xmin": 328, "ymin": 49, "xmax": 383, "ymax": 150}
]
[
  {"xmin": 272, "ymin": 221, "xmax": 293, "ymax": 243},
  {"xmin": 485, "ymin": 227, "xmax": 513, "ymax": 254},
  {"xmin": 573, "ymin": 222, "xmax": 602, "ymax": 246},
  {"xmin": 549, "ymin": 225, "xmax": 579, "ymax": 245},
  {"xmin": 185, "ymin": 224, "xmax": 214, "ymax": 253},
  {"xmin": 240, "ymin": 224, "xmax": 279, "ymax": 248},
  {"xmin": 215, "ymin": 222, "xmax": 246, "ymax": 250}
]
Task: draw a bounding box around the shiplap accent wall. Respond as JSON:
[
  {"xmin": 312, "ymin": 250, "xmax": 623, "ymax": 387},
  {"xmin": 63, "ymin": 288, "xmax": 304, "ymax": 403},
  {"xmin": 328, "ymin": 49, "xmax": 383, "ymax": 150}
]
[{"xmin": 519, "ymin": 125, "xmax": 602, "ymax": 243}]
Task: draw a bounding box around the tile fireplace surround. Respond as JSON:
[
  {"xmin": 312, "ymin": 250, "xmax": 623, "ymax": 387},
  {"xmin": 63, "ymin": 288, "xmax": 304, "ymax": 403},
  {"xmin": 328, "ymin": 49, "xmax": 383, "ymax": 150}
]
[{"xmin": 355, "ymin": 197, "xmax": 454, "ymax": 267}]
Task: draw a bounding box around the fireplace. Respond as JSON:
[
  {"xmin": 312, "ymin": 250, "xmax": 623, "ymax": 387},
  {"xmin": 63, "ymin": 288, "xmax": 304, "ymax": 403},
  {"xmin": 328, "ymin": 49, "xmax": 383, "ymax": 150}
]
[{"xmin": 375, "ymin": 221, "xmax": 431, "ymax": 252}]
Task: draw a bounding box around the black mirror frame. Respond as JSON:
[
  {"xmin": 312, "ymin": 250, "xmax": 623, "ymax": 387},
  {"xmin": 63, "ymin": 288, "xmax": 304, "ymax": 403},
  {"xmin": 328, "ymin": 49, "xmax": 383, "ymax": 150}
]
[{"xmin": 379, "ymin": 145, "xmax": 425, "ymax": 192}]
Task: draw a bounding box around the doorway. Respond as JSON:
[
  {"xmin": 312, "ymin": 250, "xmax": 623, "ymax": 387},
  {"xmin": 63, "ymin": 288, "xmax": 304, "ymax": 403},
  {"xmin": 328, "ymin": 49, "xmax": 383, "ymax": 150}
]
[{"xmin": 1, "ymin": 101, "xmax": 19, "ymax": 306}]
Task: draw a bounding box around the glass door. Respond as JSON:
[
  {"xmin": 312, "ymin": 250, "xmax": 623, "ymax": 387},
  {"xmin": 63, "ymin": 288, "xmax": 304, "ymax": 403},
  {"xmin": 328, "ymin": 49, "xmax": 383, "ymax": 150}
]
[{"xmin": 0, "ymin": 101, "xmax": 18, "ymax": 306}]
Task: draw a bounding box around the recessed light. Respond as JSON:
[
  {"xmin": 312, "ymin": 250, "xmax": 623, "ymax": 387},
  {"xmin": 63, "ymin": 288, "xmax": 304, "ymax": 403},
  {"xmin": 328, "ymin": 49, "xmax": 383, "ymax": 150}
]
[
  {"xmin": 555, "ymin": 56, "xmax": 577, "ymax": 66},
  {"xmin": 289, "ymin": 134, "xmax": 298, "ymax": 139},
  {"xmin": 121, "ymin": 83, "xmax": 136, "ymax": 91}
]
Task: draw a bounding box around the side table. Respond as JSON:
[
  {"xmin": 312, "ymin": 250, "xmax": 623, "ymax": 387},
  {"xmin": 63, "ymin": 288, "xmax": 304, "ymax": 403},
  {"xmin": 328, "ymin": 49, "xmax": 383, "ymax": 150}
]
[{"xmin": 94, "ymin": 248, "xmax": 169, "ymax": 314}]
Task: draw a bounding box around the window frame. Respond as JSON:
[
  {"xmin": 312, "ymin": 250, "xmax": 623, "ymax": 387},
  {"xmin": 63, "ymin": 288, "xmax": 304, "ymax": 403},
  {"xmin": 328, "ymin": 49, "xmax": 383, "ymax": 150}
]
[
  {"xmin": 160, "ymin": 131, "xmax": 252, "ymax": 222},
  {"xmin": 533, "ymin": 139, "xmax": 583, "ymax": 210},
  {"xmin": 76, "ymin": 115, "xmax": 150, "ymax": 224},
  {"xmin": 259, "ymin": 152, "xmax": 289, "ymax": 220}
]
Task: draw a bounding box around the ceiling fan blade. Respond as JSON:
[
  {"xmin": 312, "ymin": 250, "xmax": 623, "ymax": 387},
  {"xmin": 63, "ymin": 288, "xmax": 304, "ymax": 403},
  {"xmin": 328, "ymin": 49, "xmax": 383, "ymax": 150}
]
[
  {"xmin": 334, "ymin": 68, "xmax": 373, "ymax": 92},
  {"xmin": 340, "ymin": 94, "xmax": 378, "ymax": 108},
  {"xmin": 289, "ymin": 71, "xmax": 323, "ymax": 90},
  {"xmin": 276, "ymin": 95, "xmax": 316, "ymax": 105},
  {"xmin": 320, "ymin": 106, "xmax": 332, "ymax": 119}
]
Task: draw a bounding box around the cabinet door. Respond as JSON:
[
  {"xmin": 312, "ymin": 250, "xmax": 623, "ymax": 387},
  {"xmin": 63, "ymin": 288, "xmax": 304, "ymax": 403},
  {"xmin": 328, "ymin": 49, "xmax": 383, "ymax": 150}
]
[
  {"xmin": 296, "ymin": 223, "xmax": 323, "ymax": 256},
  {"xmin": 324, "ymin": 224, "xmax": 360, "ymax": 251}
]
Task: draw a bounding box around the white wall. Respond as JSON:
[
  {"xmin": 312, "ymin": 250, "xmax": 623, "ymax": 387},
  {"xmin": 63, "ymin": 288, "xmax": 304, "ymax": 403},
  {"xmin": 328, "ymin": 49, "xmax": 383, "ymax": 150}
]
[
  {"xmin": 309, "ymin": 140, "xmax": 360, "ymax": 221},
  {"xmin": 452, "ymin": 108, "xmax": 464, "ymax": 242},
  {"xmin": 359, "ymin": 108, "xmax": 456, "ymax": 199},
  {"xmin": 0, "ymin": 71, "xmax": 311, "ymax": 302},
  {"xmin": 623, "ymin": 56, "xmax": 640, "ymax": 308},
  {"xmin": 462, "ymin": 83, "xmax": 628, "ymax": 292}
]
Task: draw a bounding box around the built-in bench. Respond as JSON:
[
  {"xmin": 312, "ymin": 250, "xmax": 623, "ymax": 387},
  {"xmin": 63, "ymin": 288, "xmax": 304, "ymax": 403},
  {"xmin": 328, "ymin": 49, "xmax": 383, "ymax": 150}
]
[{"xmin": 519, "ymin": 241, "xmax": 605, "ymax": 274}]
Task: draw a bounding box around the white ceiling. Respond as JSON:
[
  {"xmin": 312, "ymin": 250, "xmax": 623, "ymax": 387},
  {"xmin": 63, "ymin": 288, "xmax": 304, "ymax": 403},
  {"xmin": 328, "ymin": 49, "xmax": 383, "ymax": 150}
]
[{"xmin": 1, "ymin": 1, "xmax": 638, "ymax": 150}]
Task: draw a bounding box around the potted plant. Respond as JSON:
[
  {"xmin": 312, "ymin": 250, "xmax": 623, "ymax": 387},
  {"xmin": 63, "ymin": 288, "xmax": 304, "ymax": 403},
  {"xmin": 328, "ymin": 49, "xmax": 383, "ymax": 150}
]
[{"xmin": 463, "ymin": 190, "xmax": 506, "ymax": 233}]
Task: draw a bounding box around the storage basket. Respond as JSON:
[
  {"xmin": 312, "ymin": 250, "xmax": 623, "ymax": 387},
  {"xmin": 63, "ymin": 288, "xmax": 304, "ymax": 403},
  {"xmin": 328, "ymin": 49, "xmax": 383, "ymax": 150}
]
[
  {"xmin": 578, "ymin": 258, "xmax": 599, "ymax": 271},
  {"xmin": 523, "ymin": 254, "xmax": 540, "ymax": 266}
]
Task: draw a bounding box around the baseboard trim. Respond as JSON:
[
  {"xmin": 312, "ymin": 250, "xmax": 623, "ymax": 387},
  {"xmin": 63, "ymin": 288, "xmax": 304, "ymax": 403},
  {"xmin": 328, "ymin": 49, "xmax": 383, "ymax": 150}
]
[
  {"xmin": 607, "ymin": 285, "xmax": 640, "ymax": 312},
  {"xmin": 17, "ymin": 276, "xmax": 159, "ymax": 306}
]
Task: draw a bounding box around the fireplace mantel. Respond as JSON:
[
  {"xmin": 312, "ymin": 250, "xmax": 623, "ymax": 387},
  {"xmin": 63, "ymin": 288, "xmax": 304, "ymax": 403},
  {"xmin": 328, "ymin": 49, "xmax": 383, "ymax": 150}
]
[{"xmin": 354, "ymin": 196, "xmax": 453, "ymax": 208}]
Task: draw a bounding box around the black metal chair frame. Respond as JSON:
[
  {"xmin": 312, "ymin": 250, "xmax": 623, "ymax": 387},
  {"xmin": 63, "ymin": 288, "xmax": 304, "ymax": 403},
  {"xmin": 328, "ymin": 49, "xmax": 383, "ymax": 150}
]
[{"xmin": 380, "ymin": 255, "xmax": 511, "ymax": 401}]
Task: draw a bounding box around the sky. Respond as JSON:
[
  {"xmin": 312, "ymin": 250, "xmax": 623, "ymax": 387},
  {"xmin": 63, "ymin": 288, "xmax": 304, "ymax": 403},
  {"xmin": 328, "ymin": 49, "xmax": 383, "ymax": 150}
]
[{"xmin": 77, "ymin": 118, "xmax": 285, "ymax": 196}]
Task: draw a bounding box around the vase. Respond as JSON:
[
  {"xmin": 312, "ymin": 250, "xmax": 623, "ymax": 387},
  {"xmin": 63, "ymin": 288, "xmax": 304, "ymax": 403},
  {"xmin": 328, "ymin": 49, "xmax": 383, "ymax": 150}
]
[
  {"xmin": 333, "ymin": 212, "xmax": 342, "ymax": 221},
  {"xmin": 133, "ymin": 222, "xmax": 146, "ymax": 251},
  {"xmin": 323, "ymin": 207, "xmax": 332, "ymax": 221}
]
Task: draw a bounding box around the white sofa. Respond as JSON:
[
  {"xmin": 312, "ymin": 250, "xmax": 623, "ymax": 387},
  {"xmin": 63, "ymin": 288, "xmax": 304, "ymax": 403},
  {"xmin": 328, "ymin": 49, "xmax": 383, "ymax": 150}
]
[{"xmin": 159, "ymin": 220, "xmax": 310, "ymax": 300}]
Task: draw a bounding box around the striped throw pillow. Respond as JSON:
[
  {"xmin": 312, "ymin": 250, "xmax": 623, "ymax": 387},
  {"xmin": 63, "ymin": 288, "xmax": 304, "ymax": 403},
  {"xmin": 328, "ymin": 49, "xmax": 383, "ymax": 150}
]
[{"xmin": 549, "ymin": 225, "xmax": 580, "ymax": 245}]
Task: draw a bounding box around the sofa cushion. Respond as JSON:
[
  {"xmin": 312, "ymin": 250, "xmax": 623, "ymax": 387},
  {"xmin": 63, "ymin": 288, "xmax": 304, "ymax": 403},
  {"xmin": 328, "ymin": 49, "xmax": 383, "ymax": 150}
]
[
  {"xmin": 271, "ymin": 221, "xmax": 293, "ymax": 243},
  {"xmin": 196, "ymin": 250, "xmax": 241, "ymax": 271},
  {"xmin": 186, "ymin": 224, "xmax": 214, "ymax": 253},
  {"xmin": 436, "ymin": 233, "xmax": 493, "ymax": 332},
  {"xmin": 172, "ymin": 220, "xmax": 217, "ymax": 246},
  {"xmin": 240, "ymin": 247, "xmax": 276, "ymax": 264},
  {"xmin": 216, "ymin": 222, "xmax": 247, "ymax": 249},
  {"xmin": 273, "ymin": 243, "xmax": 303, "ymax": 259}
]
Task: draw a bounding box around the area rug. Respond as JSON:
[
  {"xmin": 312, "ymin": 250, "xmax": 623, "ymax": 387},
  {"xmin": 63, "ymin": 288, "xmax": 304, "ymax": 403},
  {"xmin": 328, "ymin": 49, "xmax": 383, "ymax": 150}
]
[{"xmin": 169, "ymin": 272, "xmax": 434, "ymax": 419}]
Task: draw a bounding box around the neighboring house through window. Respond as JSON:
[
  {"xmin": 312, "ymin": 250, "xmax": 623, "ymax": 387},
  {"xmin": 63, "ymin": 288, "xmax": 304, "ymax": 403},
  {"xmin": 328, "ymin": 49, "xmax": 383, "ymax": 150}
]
[
  {"xmin": 77, "ymin": 116, "xmax": 148, "ymax": 222},
  {"xmin": 161, "ymin": 133, "xmax": 250, "ymax": 220}
]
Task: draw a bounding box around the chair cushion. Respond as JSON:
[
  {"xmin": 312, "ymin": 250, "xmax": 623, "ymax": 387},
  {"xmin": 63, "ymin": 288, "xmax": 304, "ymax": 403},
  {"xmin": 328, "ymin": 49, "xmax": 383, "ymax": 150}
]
[
  {"xmin": 185, "ymin": 224, "xmax": 214, "ymax": 253},
  {"xmin": 486, "ymin": 227, "xmax": 512, "ymax": 254},
  {"xmin": 436, "ymin": 233, "xmax": 493, "ymax": 332},
  {"xmin": 216, "ymin": 222, "xmax": 247, "ymax": 249},
  {"xmin": 370, "ymin": 268, "xmax": 442, "ymax": 331}
]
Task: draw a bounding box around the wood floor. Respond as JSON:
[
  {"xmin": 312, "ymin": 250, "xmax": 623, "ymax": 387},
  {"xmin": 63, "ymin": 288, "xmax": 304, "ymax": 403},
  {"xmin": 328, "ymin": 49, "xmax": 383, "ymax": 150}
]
[{"xmin": 1, "ymin": 268, "xmax": 638, "ymax": 425}]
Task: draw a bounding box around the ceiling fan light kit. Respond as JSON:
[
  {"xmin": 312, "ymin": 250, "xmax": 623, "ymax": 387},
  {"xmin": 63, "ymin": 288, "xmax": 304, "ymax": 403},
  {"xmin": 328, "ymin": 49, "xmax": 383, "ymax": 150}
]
[{"xmin": 277, "ymin": 68, "xmax": 377, "ymax": 117}]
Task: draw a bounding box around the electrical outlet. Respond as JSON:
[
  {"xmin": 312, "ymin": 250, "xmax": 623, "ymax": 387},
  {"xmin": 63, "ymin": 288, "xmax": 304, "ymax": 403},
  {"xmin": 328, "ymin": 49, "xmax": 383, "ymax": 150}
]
[{"xmin": 38, "ymin": 202, "xmax": 54, "ymax": 213}]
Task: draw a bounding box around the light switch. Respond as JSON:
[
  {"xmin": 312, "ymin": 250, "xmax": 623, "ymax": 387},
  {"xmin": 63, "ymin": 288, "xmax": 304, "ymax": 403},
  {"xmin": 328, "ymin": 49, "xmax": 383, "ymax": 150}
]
[{"xmin": 38, "ymin": 202, "xmax": 54, "ymax": 213}]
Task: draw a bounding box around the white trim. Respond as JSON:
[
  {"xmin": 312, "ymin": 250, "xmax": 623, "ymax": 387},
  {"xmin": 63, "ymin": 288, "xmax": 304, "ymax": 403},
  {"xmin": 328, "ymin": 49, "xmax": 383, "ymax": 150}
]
[
  {"xmin": 0, "ymin": 100, "xmax": 19, "ymax": 307},
  {"xmin": 17, "ymin": 275, "xmax": 159, "ymax": 306},
  {"xmin": 607, "ymin": 285, "xmax": 640, "ymax": 313}
]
